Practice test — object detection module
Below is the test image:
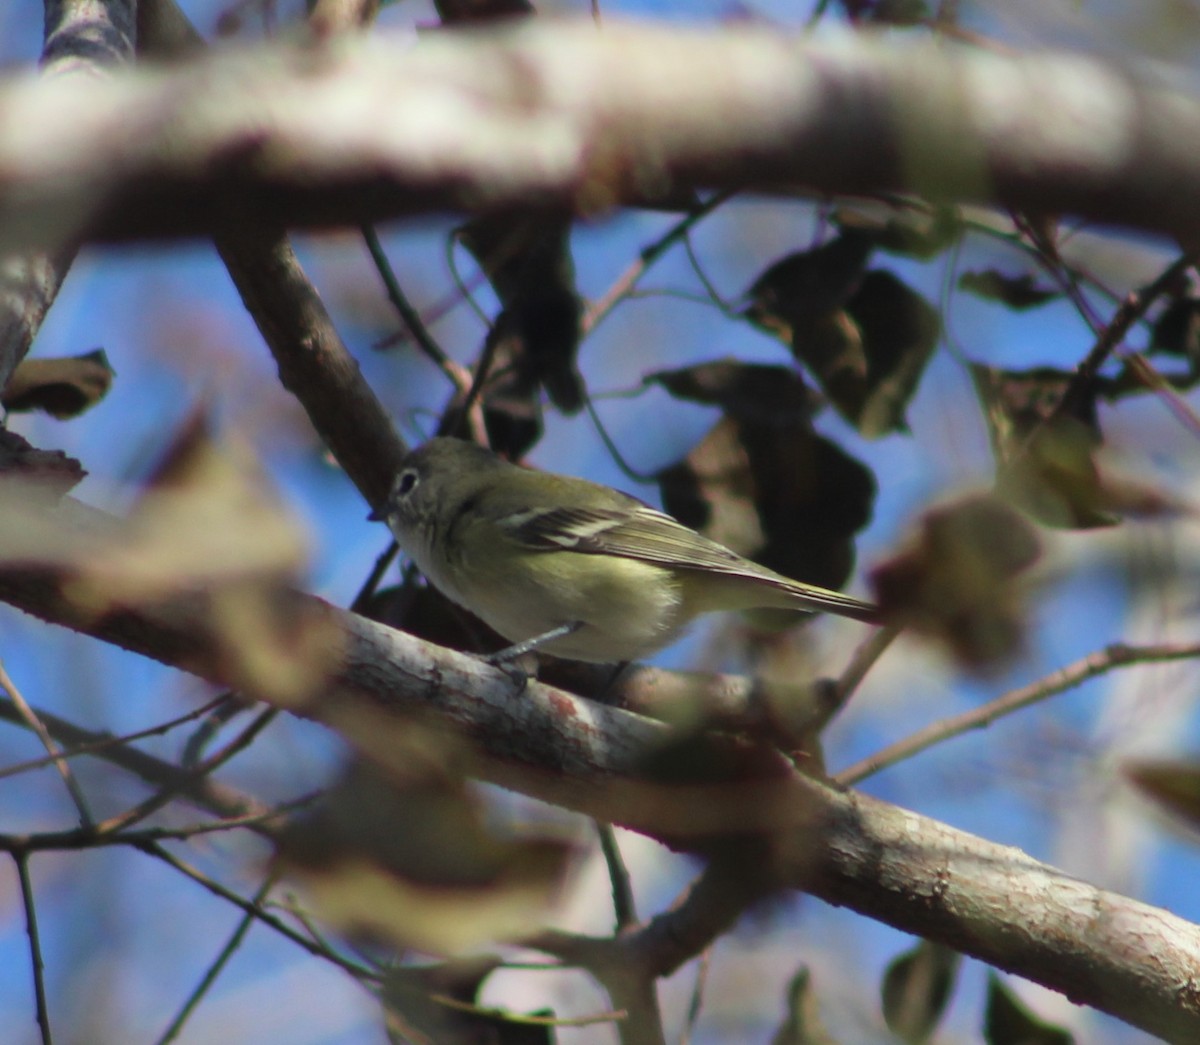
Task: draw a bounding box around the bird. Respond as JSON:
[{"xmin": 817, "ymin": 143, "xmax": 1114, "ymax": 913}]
[{"xmin": 372, "ymin": 437, "xmax": 879, "ymax": 664}]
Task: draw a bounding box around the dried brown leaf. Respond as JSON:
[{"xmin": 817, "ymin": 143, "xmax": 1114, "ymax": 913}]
[{"xmin": 3, "ymin": 348, "xmax": 114, "ymax": 418}]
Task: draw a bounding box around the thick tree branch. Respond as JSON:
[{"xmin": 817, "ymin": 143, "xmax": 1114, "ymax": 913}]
[
  {"xmin": 135, "ymin": 0, "xmax": 409, "ymax": 509},
  {"xmin": 0, "ymin": 0, "xmax": 135, "ymax": 390},
  {"xmin": 0, "ymin": 24, "xmax": 1198, "ymax": 245},
  {"xmin": 0, "ymin": 498, "xmax": 1197, "ymax": 1039}
]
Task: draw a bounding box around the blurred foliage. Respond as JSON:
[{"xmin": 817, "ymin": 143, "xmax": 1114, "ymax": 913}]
[
  {"xmin": 985, "ymin": 976, "xmax": 1075, "ymax": 1045},
  {"xmin": 881, "ymin": 940, "xmax": 960, "ymax": 1043},
  {"xmin": 3, "ymin": 348, "xmax": 114, "ymax": 418}
]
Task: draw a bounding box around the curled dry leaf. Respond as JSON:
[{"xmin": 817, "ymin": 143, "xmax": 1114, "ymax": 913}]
[
  {"xmin": 0, "ymin": 412, "xmax": 338, "ymax": 704},
  {"xmin": 744, "ymin": 237, "xmax": 939, "ymax": 437},
  {"xmin": 456, "ymin": 210, "xmax": 584, "ymax": 459},
  {"xmin": 834, "ymin": 203, "xmax": 962, "ymax": 260},
  {"xmin": 2, "ymin": 348, "xmax": 115, "ymax": 418},
  {"xmin": 652, "ymin": 362, "xmax": 875, "ymax": 609},
  {"xmin": 958, "ymin": 269, "xmax": 1060, "ymax": 310},
  {"xmin": 67, "ymin": 415, "xmax": 307, "ymax": 605},
  {"xmin": 973, "ymin": 365, "xmax": 1176, "ymax": 527},
  {"xmin": 743, "ymin": 230, "xmax": 875, "ymax": 346},
  {"xmin": 871, "ymin": 494, "xmax": 1041, "ymax": 669},
  {"xmin": 274, "ymin": 755, "xmax": 574, "ymax": 956}
]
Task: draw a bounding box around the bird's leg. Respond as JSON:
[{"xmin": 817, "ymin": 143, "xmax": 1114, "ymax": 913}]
[
  {"xmin": 484, "ymin": 621, "xmax": 586, "ymax": 693},
  {"xmin": 487, "ymin": 621, "xmax": 586, "ymax": 663}
]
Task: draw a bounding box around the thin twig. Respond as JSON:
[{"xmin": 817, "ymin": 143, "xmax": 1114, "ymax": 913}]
[
  {"xmin": 585, "ymin": 397, "xmax": 657, "ymax": 483},
  {"xmin": 581, "ymin": 190, "xmax": 735, "ymax": 335},
  {"xmin": 1061, "ymin": 251, "xmax": 1199, "ymax": 416},
  {"xmin": 596, "ymin": 822, "xmax": 637, "ymax": 929},
  {"xmin": 0, "ymin": 659, "xmax": 93, "ymax": 828},
  {"xmin": 445, "ymin": 233, "xmax": 492, "ymax": 330},
  {"xmin": 16, "ymin": 852, "xmax": 52, "ymax": 1045},
  {"xmin": 351, "ymin": 538, "xmax": 400, "ymax": 613},
  {"xmin": 133, "ymin": 840, "xmax": 378, "ymax": 981},
  {"xmin": 835, "ymin": 640, "xmax": 1200, "ymax": 786},
  {"xmin": 823, "ymin": 625, "xmax": 901, "ymax": 724},
  {"xmin": 0, "ymin": 698, "xmax": 266, "ymax": 826},
  {"xmin": 155, "ymin": 875, "xmax": 275, "ymax": 1044},
  {"xmin": 98, "ymin": 706, "xmax": 279, "ymax": 836},
  {"xmin": 181, "ymin": 694, "xmax": 247, "ymax": 768},
  {"xmin": 362, "ymin": 224, "xmax": 470, "ymax": 392},
  {"xmin": 678, "ymin": 946, "xmax": 713, "ymax": 1045},
  {"xmin": 441, "ymin": 321, "xmax": 503, "ymax": 440},
  {"xmin": 682, "ymin": 234, "xmax": 734, "ymax": 315},
  {"xmin": 1124, "ymin": 352, "xmax": 1200, "ymax": 440},
  {"xmin": 0, "ymin": 795, "xmax": 309, "ymax": 852},
  {"xmin": 0, "ymin": 694, "xmax": 229, "ymax": 784},
  {"xmin": 1014, "ymin": 213, "xmax": 1106, "ymax": 337},
  {"xmin": 373, "ymin": 271, "xmax": 488, "ymax": 351}
]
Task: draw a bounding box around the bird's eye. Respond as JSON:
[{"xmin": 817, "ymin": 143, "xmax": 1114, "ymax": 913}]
[{"xmin": 396, "ymin": 469, "xmax": 419, "ymax": 497}]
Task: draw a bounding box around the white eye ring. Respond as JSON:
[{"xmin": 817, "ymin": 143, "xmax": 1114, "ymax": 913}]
[{"xmin": 396, "ymin": 469, "xmax": 419, "ymax": 497}]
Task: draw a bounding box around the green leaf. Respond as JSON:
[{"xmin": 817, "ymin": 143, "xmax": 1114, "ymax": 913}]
[
  {"xmin": 1126, "ymin": 759, "xmax": 1200, "ymax": 834},
  {"xmin": 1149, "ymin": 297, "xmax": 1200, "ymax": 361},
  {"xmin": 870, "ymin": 494, "xmax": 1041, "ymax": 670},
  {"xmin": 984, "ymin": 975, "xmax": 1074, "ymax": 1045},
  {"xmin": 881, "ymin": 940, "xmax": 960, "ymax": 1042},
  {"xmin": 771, "ymin": 967, "xmax": 840, "ymax": 1045},
  {"xmin": 972, "ymin": 365, "xmax": 1120, "ymax": 529}
]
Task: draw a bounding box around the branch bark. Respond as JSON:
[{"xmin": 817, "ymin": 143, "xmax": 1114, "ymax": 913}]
[
  {"xmin": 133, "ymin": 0, "xmax": 409, "ymax": 509},
  {"xmin": 0, "ymin": 0, "xmax": 135, "ymax": 390},
  {"xmin": 0, "ymin": 23, "xmax": 1198, "ymax": 245},
  {"xmin": 0, "ymin": 498, "xmax": 1197, "ymax": 1040}
]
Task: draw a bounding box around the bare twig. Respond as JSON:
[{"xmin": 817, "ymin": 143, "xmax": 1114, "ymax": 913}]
[
  {"xmin": 0, "ymin": 693, "xmax": 228, "ymax": 783},
  {"xmin": 678, "ymin": 946, "xmax": 713, "ymax": 1045},
  {"xmin": 0, "ymin": 660, "xmax": 93, "ymax": 827},
  {"xmin": 582, "ymin": 191, "xmax": 734, "ymax": 335},
  {"xmin": 820, "ymin": 624, "xmax": 901, "ymax": 727},
  {"xmin": 133, "ymin": 840, "xmax": 378, "ymax": 981},
  {"xmin": 835, "ymin": 640, "xmax": 1200, "ymax": 786},
  {"xmin": 16, "ymin": 852, "xmax": 52, "ymax": 1045},
  {"xmin": 154, "ymin": 875, "xmax": 275, "ymax": 1045},
  {"xmin": 0, "ymin": 691, "xmax": 267, "ymax": 824},
  {"xmin": 596, "ymin": 822, "xmax": 637, "ymax": 929},
  {"xmin": 1061, "ymin": 251, "xmax": 1199, "ymax": 416},
  {"xmin": 361, "ymin": 224, "xmax": 470, "ymax": 392},
  {"xmin": 1124, "ymin": 352, "xmax": 1200, "ymax": 440},
  {"xmin": 96, "ymin": 706, "xmax": 279, "ymax": 836}
]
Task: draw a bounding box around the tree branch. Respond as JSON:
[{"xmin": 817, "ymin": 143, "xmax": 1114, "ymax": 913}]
[
  {"xmin": 0, "ymin": 496, "xmax": 1197, "ymax": 1039},
  {"xmin": 0, "ymin": 24, "xmax": 1199, "ymax": 245},
  {"xmin": 0, "ymin": 0, "xmax": 135, "ymax": 390},
  {"xmin": 135, "ymin": 0, "xmax": 409, "ymax": 510}
]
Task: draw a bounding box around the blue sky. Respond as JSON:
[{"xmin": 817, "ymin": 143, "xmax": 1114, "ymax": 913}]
[{"xmin": 0, "ymin": 3, "xmax": 1196, "ymax": 1043}]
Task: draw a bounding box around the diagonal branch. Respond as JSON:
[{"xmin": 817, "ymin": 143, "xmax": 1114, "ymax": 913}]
[{"xmin": 0, "ymin": 495, "xmax": 1197, "ymax": 1039}]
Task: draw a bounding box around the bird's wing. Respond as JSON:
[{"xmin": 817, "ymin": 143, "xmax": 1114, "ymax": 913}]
[
  {"xmin": 500, "ymin": 503, "xmax": 880, "ymax": 623},
  {"xmin": 500, "ymin": 504, "xmax": 772, "ymax": 576}
]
